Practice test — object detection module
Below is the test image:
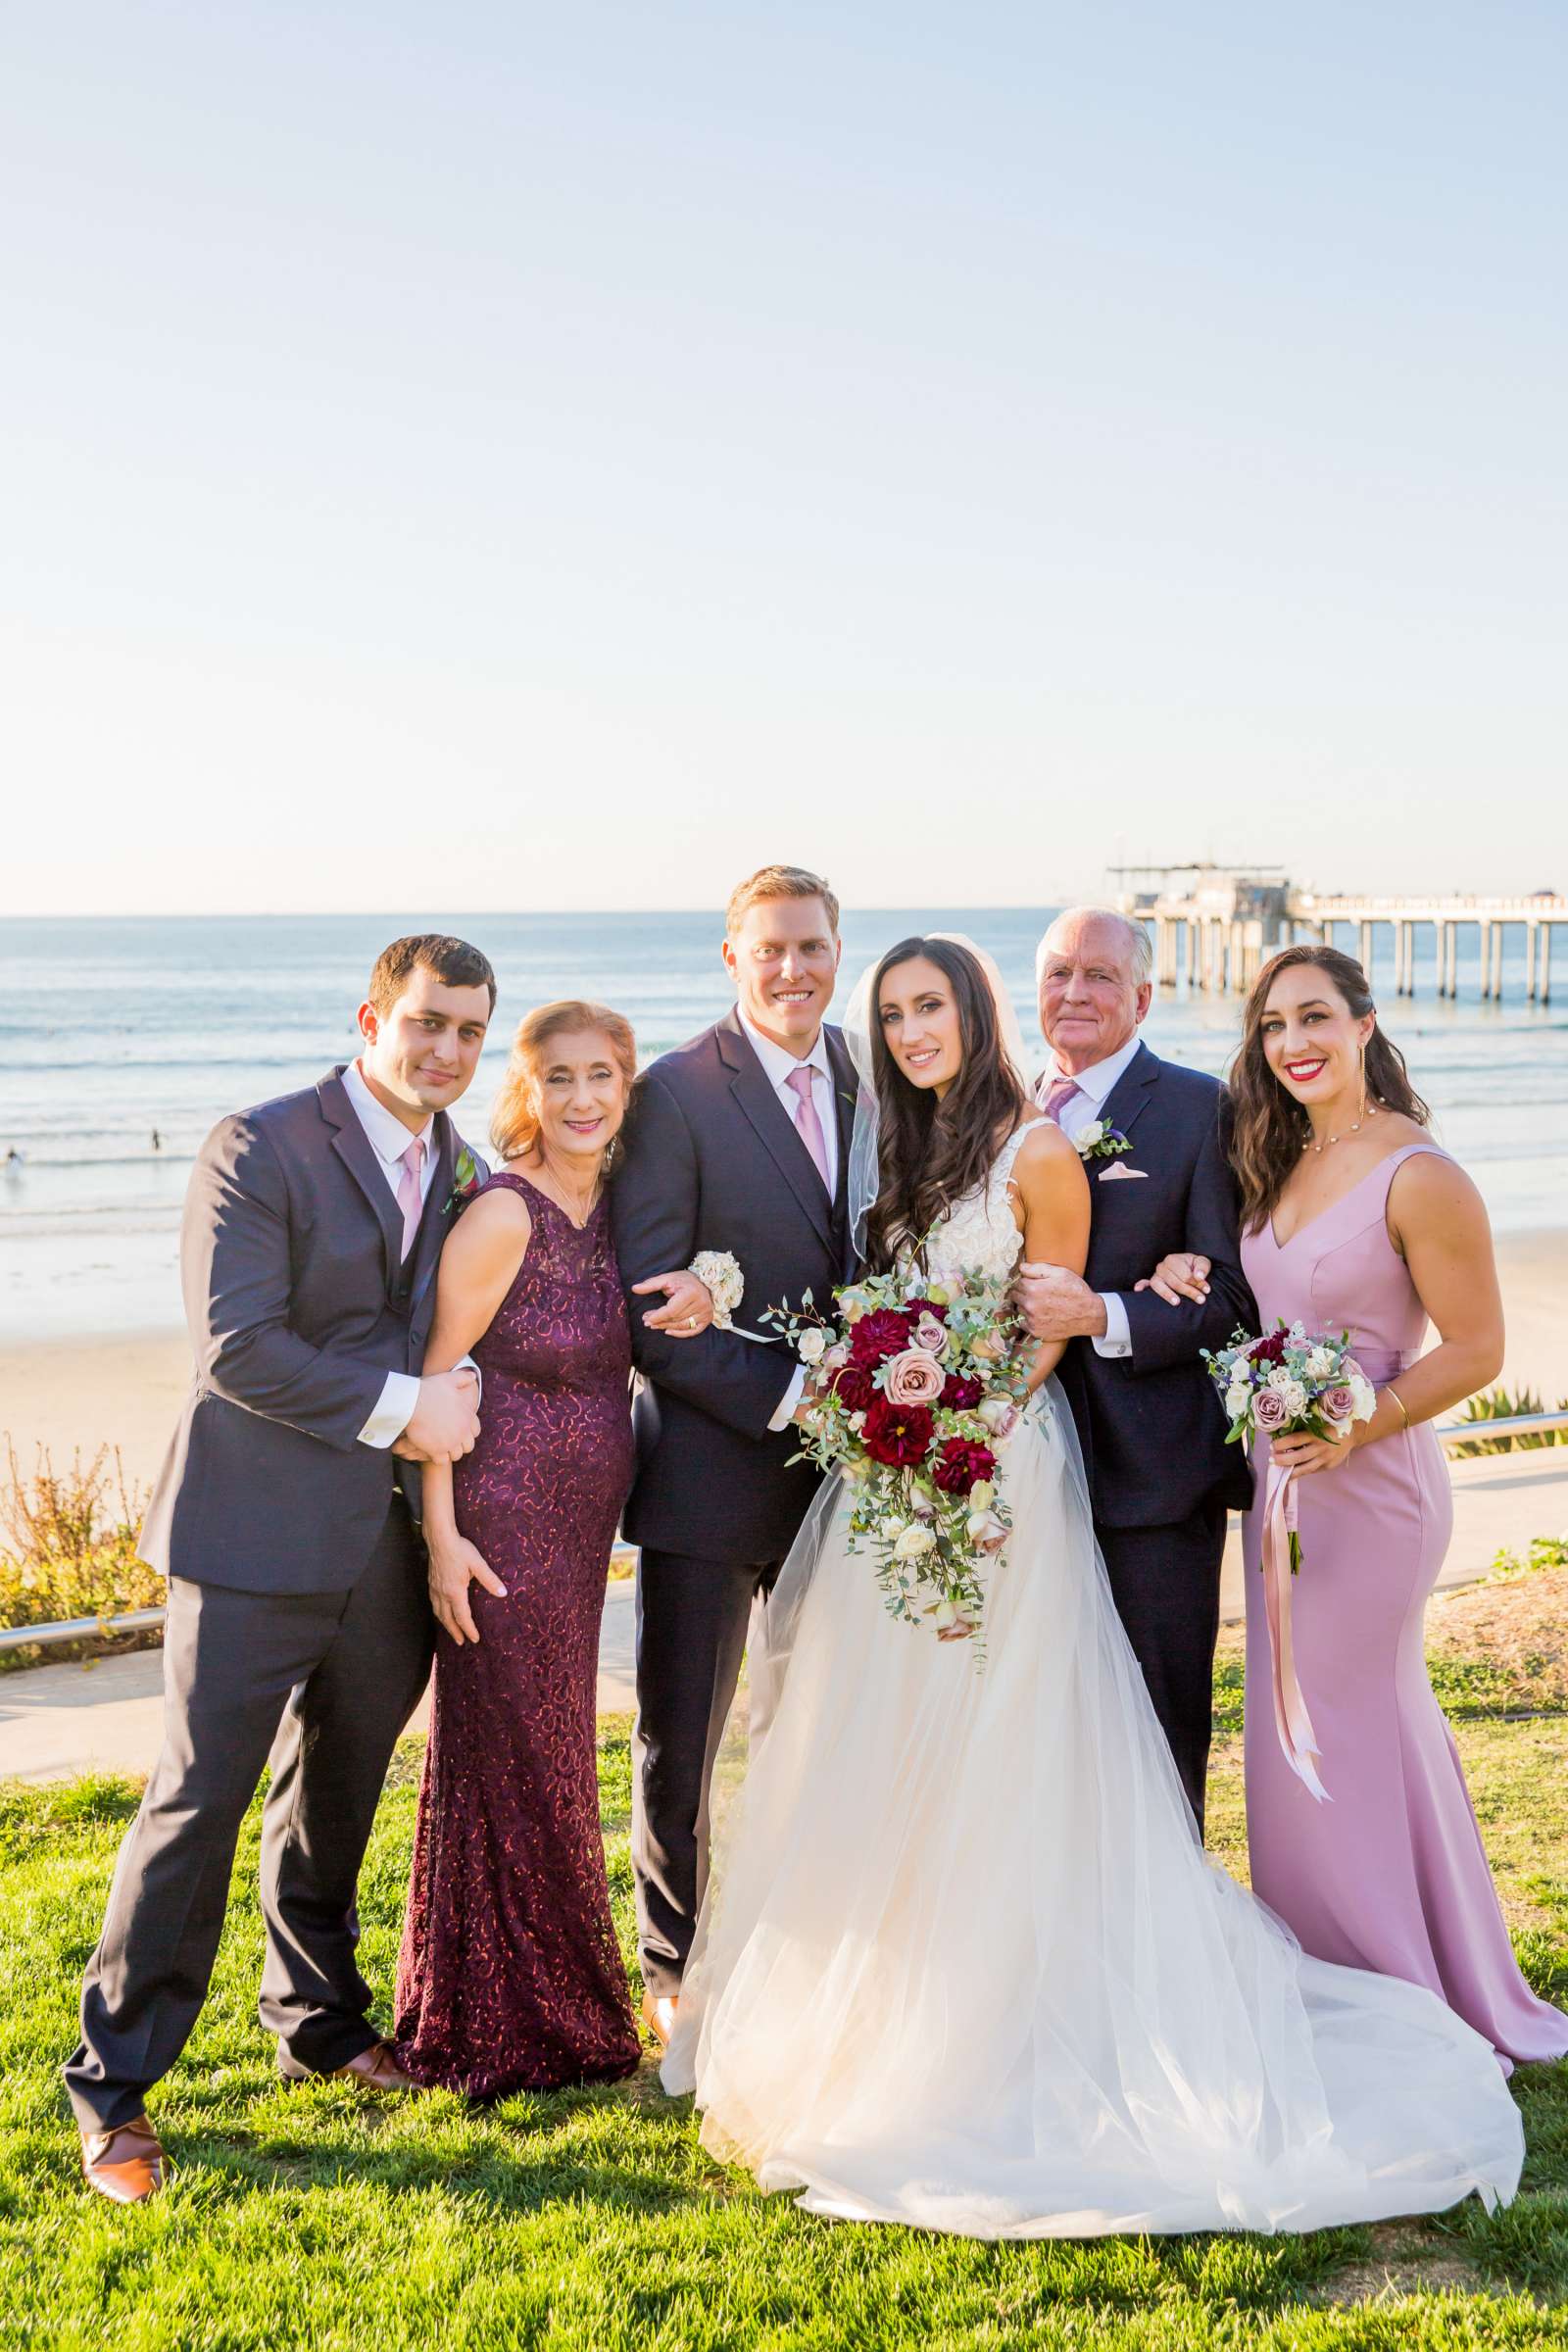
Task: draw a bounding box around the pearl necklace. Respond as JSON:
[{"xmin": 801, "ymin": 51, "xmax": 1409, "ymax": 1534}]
[{"xmin": 1301, "ymin": 1101, "xmax": 1381, "ymax": 1154}]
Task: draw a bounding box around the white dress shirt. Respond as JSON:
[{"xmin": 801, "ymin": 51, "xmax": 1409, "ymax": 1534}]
[
  {"xmin": 1036, "ymin": 1033, "xmax": 1144, "ymax": 1360},
  {"xmin": 341, "ymin": 1059, "xmax": 439, "ymax": 1448},
  {"xmin": 734, "ymin": 1013, "xmax": 841, "ymax": 1433},
  {"xmin": 735, "ymin": 1010, "xmax": 841, "ymax": 1195}
]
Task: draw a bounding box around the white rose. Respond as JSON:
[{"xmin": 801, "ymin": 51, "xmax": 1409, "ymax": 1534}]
[
  {"xmin": 879, "ymin": 1515, "xmax": 906, "ymax": 1543},
  {"xmin": 933, "ymin": 1598, "xmax": 957, "ymax": 1630},
  {"xmin": 1349, "ymin": 1375, "xmax": 1377, "ymax": 1422},
  {"xmin": 1225, "ymin": 1382, "xmax": 1250, "ymax": 1419},
  {"xmin": 1305, "ymin": 1346, "xmax": 1336, "ymax": 1380},
  {"xmin": 1278, "ymin": 1379, "xmax": 1308, "ymax": 1420},
  {"xmin": 894, "ymin": 1523, "xmax": 937, "ymax": 1561},
  {"xmin": 1265, "ymin": 1365, "xmax": 1295, "ymax": 1392},
  {"xmin": 1075, "ymin": 1120, "xmax": 1105, "ymax": 1153},
  {"xmin": 797, "ymin": 1327, "xmax": 826, "ymax": 1365}
]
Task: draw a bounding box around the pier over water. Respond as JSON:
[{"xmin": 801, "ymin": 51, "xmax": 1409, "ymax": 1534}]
[{"xmin": 1111, "ymin": 866, "xmax": 1568, "ymax": 1004}]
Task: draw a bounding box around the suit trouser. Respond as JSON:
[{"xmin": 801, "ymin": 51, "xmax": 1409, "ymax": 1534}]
[
  {"xmin": 1096, "ymin": 1500, "xmax": 1228, "ymax": 1838},
  {"xmin": 64, "ymin": 1502, "xmax": 433, "ymax": 2132},
  {"xmin": 632, "ymin": 1548, "xmax": 779, "ymax": 2000}
]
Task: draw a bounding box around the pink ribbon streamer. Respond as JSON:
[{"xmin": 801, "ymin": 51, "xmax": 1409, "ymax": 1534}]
[{"xmin": 1260, "ymin": 1457, "xmax": 1329, "ymax": 1802}]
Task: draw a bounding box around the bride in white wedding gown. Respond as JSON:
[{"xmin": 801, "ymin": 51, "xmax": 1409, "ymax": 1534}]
[{"xmin": 661, "ymin": 934, "xmax": 1522, "ymax": 2239}]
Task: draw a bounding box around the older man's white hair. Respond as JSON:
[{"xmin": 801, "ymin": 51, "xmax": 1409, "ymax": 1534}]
[{"xmin": 1035, "ymin": 906, "xmax": 1153, "ymax": 987}]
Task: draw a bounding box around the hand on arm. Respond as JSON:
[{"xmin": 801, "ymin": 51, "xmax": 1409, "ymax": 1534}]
[
  {"xmin": 415, "ymin": 1187, "xmax": 532, "ymax": 1641},
  {"xmin": 1119, "ymin": 1107, "xmax": 1253, "ymax": 1370},
  {"xmin": 631, "ymin": 1268, "xmax": 717, "ymax": 1336},
  {"xmin": 1009, "ymin": 1125, "xmax": 1093, "ymax": 1393}
]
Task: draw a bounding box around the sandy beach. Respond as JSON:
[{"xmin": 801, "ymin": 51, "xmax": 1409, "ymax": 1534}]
[{"xmin": 2, "ymin": 1229, "xmax": 1564, "ymax": 1496}]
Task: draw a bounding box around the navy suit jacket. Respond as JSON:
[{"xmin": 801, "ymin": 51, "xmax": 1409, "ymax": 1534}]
[
  {"xmin": 611, "ymin": 1010, "xmax": 858, "ymax": 1563},
  {"xmin": 139, "ymin": 1067, "xmax": 475, "ymax": 1593},
  {"xmin": 1055, "ymin": 1043, "xmax": 1255, "ymax": 1529}
]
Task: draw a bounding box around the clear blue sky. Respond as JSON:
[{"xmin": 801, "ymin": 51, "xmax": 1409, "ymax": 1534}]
[{"xmin": 3, "ymin": 1, "xmax": 1564, "ymax": 913}]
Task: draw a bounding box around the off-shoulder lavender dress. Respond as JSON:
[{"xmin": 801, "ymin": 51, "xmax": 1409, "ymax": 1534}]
[
  {"xmin": 394, "ymin": 1173, "xmax": 641, "ymax": 2095},
  {"xmin": 1241, "ymin": 1142, "xmax": 1568, "ymax": 2068}
]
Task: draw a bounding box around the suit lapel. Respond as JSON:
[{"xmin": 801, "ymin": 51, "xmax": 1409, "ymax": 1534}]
[
  {"xmin": 318, "ymin": 1067, "xmax": 404, "ymax": 1291},
  {"xmin": 716, "ymin": 1010, "xmax": 838, "ymax": 1253},
  {"xmin": 1098, "ymin": 1040, "xmax": 1160, "ymax": 1149}
]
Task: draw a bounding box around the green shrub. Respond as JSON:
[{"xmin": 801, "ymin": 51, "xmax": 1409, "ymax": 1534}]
[
  {"xmin": 1450, "ymin": 1385, "xmax": 1568, "ymax": 1456},
  {"xmin": 0, "ymin": 1441, "xmax": 161, "ymax": 1660}
]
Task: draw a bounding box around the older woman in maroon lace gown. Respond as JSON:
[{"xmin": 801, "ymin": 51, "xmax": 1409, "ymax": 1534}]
[{"xmin": 393, "ymin": 1002, "xmax": 714, "ymax": 2096}]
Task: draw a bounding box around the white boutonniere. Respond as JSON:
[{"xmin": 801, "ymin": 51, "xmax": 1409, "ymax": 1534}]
[
  {"xmin": 688, "ymin": 1249, "xmax": 744, "ymax": 1330},
  {"xmin": 1073, "ymin": 1119, "xmax": 1132, "ymax": 1162}
]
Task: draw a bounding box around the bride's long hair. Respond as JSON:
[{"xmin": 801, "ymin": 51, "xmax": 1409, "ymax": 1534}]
[{"xmin": 863, "ymin": 935, "xmax": 1029, "ymax": 1273}]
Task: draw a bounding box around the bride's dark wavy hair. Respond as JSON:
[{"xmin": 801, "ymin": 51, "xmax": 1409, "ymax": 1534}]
[
  {"xmin": 863, "ymin": 936, "xmax": 1029, "ymax": 1273},
  {"xmin": 1231, "ymin": 945, "xmax": 1429, "ymax": 1233}
]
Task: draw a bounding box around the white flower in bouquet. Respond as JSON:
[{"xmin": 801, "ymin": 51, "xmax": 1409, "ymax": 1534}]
[
  {"xmin": 797, "ymin": 1326, "xmax": 827, "ymax": 1366},
  {"xmin": 1305, "ymin": 1346, "xmax": 1337, "ymax": 1380},
  {"xmin": 1278, "ymin": 1378, "xmax": 1308, "ymax": 1421},
  {"xmin": 933, "ymin": 1598, "xmax": 959, "ymax": 1631},
  {"xmin": 1349, "ymin": 1375, "xmax": 1377, "ymax": 1422},
  {"xmin": 1264, "ymin": 1364, "xmax": 1295, "ymax": 1393},
  {"xmin": 969, "ymin": 1479, "xmax": 996, "ymax": 1511},
  {"xmin": 976, "ymin": 1395, "xmax": 1020, "ymax": 1444},
  {"xmin": 894, "ymin": 1523, "xmax": 937, "ymax": 1561},
  {"xmin": 1225, "ymin": 1380, "xmax": 1251, "ymax": 1420}
]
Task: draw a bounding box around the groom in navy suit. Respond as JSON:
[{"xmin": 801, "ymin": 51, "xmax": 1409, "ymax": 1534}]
[
  {"xmin": 612, "ymin": 865, "xmax": 858, "ymax": 2043},
  {"xmin": 1016, "ymin": 906, "xmax": 1254, "ymax": 1831}
]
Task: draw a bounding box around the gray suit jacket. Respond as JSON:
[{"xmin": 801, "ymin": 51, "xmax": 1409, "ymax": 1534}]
[{"xmin": 139, "ymin": 1067, "xmax": 471, "ymax": 1593}]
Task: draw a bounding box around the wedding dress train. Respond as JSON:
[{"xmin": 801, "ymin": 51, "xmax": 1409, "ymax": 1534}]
[{"xmin": 662, "ymin": 1130, "xmax": 1523, "ymax": 2238}]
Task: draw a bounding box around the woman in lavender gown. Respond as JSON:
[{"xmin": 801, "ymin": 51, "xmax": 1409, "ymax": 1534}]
[
  {"xmin": 393, "ymin": 1001, "xmax": 715, "ymax": 2096},
  {"xmin": 1148, "ymin": 944, "xmax": 1568, "ymax": 2069}
]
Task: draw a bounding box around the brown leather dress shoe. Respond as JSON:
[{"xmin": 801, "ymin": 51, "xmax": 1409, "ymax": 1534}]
[
  {"xmin": 279, "ymin": 2038, "xmax": 426, "ymax": 2093},
  {"xmin": 80, "ymin": 2116, "xmax": 172, "ymax": 2204},
  {"xmin": 640, "ymin": 1991, "xmax": 680, "ymax": 2050}
]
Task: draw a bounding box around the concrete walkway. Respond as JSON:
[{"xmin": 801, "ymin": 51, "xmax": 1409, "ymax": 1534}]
[{"xmin": 4, "ymin": 1451, "xmax": 1564, "ymax": 1787}]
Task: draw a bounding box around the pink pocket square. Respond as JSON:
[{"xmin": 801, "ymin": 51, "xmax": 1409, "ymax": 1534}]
[{"xmin": 1097, "ymin": 1163, "xmax": 1149, "ymax": 1181}]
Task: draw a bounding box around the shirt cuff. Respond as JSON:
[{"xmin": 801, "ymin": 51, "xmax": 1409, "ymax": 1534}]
[
  {"xmin": 357, "ymin": 1357, "xmax": 482, "ymax": 1448},
  {"xmin": 1092, "ymin": 1294, "xmax": 1133, "ymax": 1359},
  {"xmin": 359, "ymin": 1370, "xmax": 421, "ymax": 1447},
  {"xmin": 768, "ymin": 1365, "xmax": 807, "ymax": 1433}
]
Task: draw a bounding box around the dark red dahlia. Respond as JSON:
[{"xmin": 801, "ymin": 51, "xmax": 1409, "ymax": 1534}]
[
  {"xmin": 829, "ymin": 1361, "xmax": 877, "ymax": 1413},
  {"xmin": 932, "ymin": 1437, "xmax": 998, "ymax": 1494},
  {"xmin": 861, "ymin": 1396, "xmax": 935, "ymax": 1466},
  {"xmin": 1249, "ymin": 1329, "xmax": 1288, "ymax": 1366},
  {"xmin": 940, "ymin": 1373, "xmax": 983, "ymax": 1409},
  {"xmin": 850, "ymin": 1307, "xmax": 914, "ymax": 1366}
]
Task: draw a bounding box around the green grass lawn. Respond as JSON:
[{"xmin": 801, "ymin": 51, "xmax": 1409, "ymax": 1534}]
[{"xmin": 4, "ymin": 1633, "xmax": 1568, "ymax": 2349}]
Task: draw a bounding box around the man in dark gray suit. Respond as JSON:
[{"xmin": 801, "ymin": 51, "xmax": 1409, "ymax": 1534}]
[
  {"xmin": 67, "ymin": 934, "xmax": 494, "ymax": 2203},
  {"xmin": 611, "ymin": 866, "xmax": 858, "ymax": 2045}
]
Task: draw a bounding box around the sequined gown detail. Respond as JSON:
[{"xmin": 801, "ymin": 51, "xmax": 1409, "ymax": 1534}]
[
  {"xmin": 1241, "ymin": 1142, "xmax": 1568, "ymax": 2068},
  {"xmin": 395, "ymin": 1173, "xmax": 640, "ymax": 2094}
]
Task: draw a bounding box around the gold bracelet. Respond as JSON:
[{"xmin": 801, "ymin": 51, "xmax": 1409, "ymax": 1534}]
[{"xmin": 1385, "ymin": 1386, "xmax": 1410, "ymax": 1431}]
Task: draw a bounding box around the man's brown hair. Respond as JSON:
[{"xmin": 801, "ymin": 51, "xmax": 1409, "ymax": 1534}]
[
  {"xmin": 724, "ymin": 864, "xmax": 840, "ymax": 939},
  {"xmin": 367, "ymin": 934, "xmax": 497, "ymax": 1015}
]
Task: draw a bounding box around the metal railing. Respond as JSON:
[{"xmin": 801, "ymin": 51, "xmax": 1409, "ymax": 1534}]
[{"xmin": 3, "ymin": 1423, "xmax": 1563, "ymax": 1658}]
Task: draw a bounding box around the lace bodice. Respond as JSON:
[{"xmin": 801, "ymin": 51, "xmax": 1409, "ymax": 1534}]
[{"xmin": 902, "ymin": 1123, "xmax": 1034, "ymax": 1290}]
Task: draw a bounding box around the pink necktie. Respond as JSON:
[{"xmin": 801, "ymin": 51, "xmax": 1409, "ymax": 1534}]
[
  {"xmin": 396, "ymin": 1136, "xmax": 426, "ymax": 1257},
  {"xmin": 1039, "ymin": 1074, "xmax": 1081, "ymax": 1126},
  {"xmin": 785, "ymin": 1065, "xmax": 830, "ymax": 1192}
]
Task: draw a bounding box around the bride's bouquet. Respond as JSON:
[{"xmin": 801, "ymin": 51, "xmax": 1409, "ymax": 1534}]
[{"xmin": 765, "ymin": 1266, "xmax": 1031, "ymax": 1654}]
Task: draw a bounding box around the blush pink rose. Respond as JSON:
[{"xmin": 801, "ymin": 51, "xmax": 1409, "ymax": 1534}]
[
  {"xmin": 910, "ymin": 1311, "xmax": 948, "ymax": 1353},
  {"xmin": 1251, "ymin": 1387, "xmax": 1289, "ymax": 1432},
  {"xmin": 883, "ymin": 1347, "xmax": 947, "ymax": 1407},
  {"xmin": 1322, "ymin": 1384, "xmax": 1356, "ymax": 1422}
]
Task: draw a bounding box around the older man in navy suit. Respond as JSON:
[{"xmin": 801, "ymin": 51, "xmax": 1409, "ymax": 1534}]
[{"xmin": 1016, "ymin": 907, "xmax": 1254, "ymax": 1832}]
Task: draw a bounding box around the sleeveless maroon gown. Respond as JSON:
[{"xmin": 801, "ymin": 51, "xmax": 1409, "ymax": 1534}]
[{"xmin": 394, "ymin": 1173, "xmax": 641, "ymax": 2094}]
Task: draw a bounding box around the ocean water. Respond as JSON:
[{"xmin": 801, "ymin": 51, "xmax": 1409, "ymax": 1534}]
[{"xmin": 3, "ymin": 910, "xmax": 1566, "ymax": 1341}]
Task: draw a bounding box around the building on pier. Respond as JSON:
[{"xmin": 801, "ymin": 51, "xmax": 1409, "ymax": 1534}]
[{"xmin": 1107, "ymin": 867, "xmax": 1567, "ymax": 1004}]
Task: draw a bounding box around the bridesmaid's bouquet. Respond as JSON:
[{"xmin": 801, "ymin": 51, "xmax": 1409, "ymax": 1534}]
[
  {"xmin": 764, "ymin": 1267, "xmax": 1031, "ymax": 1656},
  {"xmin": 1202, "ymin": 1320, "xmax": 1377, "ymax": 1801},
  {"xmin": 1203, "ymin": 1319, "xmax": 1377, "ymax": 1565}
]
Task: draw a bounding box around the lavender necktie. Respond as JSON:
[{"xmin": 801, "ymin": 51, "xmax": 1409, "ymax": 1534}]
[
  {"xmin": 396, "ymin": 1136, "xmax": 426, "ymax": 1257},
  {"xmin": 1039, "ymin": 1074, "xmax": 1081, "ymax": 1127},
  {"xmin": 785, "ymin": 1064, "xmax": 831, "ymax": 1192}
]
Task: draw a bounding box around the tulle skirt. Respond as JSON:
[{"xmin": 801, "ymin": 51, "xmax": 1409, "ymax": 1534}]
[{"xmin": 662, "ymin": 1383, "xmax": 1523, "ymax": 2237}]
